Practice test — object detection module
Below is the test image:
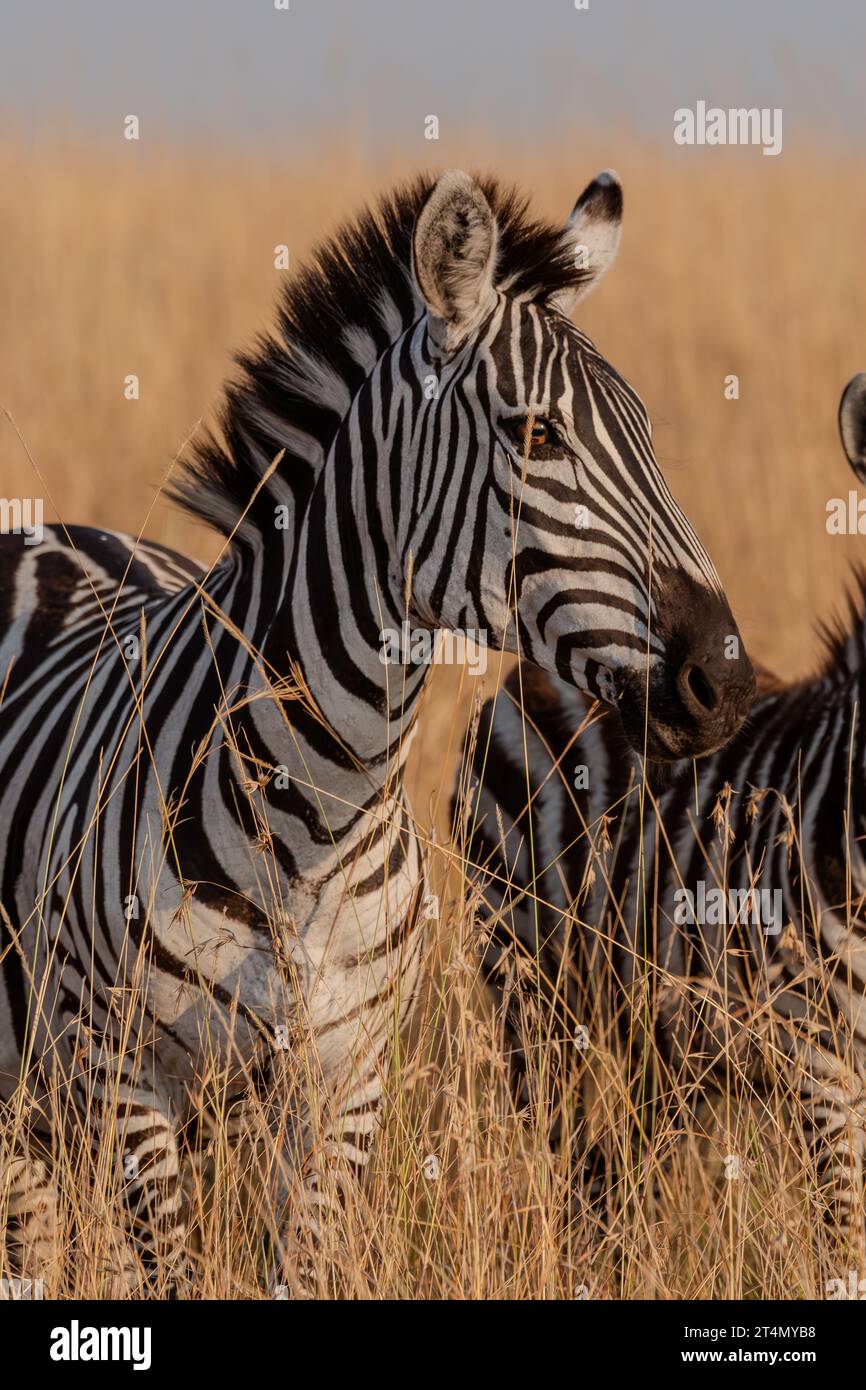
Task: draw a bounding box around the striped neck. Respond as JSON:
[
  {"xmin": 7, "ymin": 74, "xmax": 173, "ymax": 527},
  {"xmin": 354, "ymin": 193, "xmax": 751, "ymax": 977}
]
[{"xmin": 249, "ymin": 323, "xmax": 433, "ymax": 777}]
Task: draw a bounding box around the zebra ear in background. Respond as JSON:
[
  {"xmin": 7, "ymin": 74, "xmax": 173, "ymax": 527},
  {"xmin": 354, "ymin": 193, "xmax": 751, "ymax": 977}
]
[
  {"xmin": 839, "ymin": 373, "xmax": 866, "ymax": 484},
  {"xmin": 411, "ymin": 170, "xmax": 498, "ymax": 358},
  {"xmin": 550, "ymin": 170, "xmax": 623, "ymax": 317}
]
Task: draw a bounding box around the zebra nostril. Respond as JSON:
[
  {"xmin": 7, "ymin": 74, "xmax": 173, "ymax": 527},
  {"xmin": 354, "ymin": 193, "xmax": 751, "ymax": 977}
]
[{"xmin": 679, "ymin": 661, "xmax": 718, "ymax": 715}]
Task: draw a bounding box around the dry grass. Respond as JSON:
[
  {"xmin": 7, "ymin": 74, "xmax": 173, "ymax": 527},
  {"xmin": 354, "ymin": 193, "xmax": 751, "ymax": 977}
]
[{"xmin": 1, "ymin": 133, "xmax": 865, "ymax": 1299}]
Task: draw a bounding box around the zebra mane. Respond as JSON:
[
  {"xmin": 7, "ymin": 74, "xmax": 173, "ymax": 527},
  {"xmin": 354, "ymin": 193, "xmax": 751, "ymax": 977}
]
[
  {"xmin": 169, "ymin": 174, "xmax": 588, "ymax": 548},
  {"xmin": 816, "ymin": 566, "xmax": 866, "ymax": 683}
]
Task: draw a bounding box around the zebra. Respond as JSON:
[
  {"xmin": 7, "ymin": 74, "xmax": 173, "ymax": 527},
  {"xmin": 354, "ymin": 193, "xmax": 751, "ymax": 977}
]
[
  {"xmin": 459, "ymin": 372, "xmax": 866, "ymax": 1259},
  {"xmin": 0, "ymin": 168, "xmax": 754, "ymax": 1290}
]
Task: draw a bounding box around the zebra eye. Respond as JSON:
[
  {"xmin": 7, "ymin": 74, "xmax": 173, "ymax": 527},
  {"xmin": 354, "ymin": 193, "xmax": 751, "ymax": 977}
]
[{"xmin": 505, "ymin": 417, "xmax": 560, "ymax": 456}]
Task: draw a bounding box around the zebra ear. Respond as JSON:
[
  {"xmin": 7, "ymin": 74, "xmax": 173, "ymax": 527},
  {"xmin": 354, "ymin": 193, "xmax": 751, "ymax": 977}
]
[
  {"xmin": 412, "ymin": 170, "xmax": 498, "ymax": 357},
  {"xmin": 839, "ymin": 374, "xmax": 866, "ymax": 483},
  {"xmin": 550, "ymin": 170, "xmax": 623, "ymax": 316}
]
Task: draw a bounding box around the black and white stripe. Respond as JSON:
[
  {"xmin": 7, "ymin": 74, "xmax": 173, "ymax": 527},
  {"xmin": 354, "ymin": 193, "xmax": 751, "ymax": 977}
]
[
  {"xmin": 1, "ymin": 170, "xmax": 750, "ymax": 1286},
  {"xmin": 461, "ymin": 374, "xmax": 866, "ymax": 1253}
]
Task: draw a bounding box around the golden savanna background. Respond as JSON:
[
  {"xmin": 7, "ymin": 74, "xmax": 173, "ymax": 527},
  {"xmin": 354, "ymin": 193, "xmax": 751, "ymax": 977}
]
[{"xmin": 2, "ymin": 131, "xmax": 866, "ymax": 1298}]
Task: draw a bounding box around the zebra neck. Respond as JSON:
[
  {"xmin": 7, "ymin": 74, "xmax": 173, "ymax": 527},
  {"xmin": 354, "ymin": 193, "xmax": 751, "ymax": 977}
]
[{"xmin": 254, "ymin": 345, "xmax": 432, "ymax": 783}]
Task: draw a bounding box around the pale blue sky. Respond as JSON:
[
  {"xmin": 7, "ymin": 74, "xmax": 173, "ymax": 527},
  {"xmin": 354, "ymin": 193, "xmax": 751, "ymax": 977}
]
[{"xmin": 1, "ymin": 0, "xmax": 863, "ymax": 149}]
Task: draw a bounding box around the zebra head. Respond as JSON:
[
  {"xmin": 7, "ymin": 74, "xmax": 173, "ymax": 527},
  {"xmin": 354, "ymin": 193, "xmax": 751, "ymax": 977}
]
[{"xmin": 407, "ymin": 169, "xmax": 755, "ymax": 759}]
